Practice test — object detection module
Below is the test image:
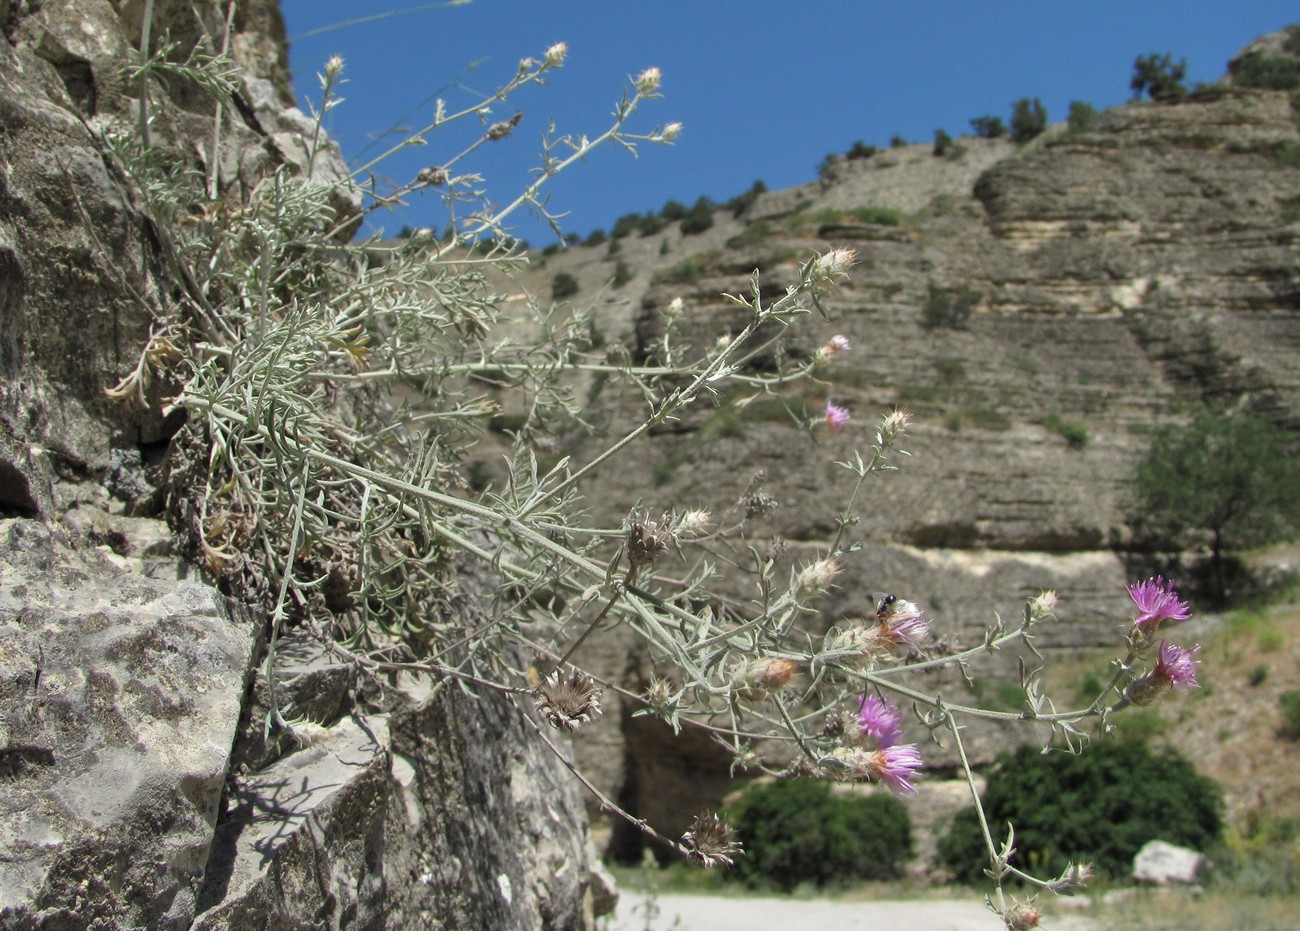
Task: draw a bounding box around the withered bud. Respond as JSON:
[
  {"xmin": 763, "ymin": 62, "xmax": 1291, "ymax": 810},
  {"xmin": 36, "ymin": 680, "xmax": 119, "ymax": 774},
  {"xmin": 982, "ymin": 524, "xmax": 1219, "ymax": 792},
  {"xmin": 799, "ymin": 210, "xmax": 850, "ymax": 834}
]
[
  {"xmin": 681, "ymin": 812, "xmax": 742, "ymax": 868},
  {"xmin": 535, "ymin": 666, "xmax": 602, "ymax": 732},
  {"xmin": 626, "ymin": 510, "xmax": 672, "ymax": 568},
  {"xmin": 487, "ymin": 112, "xmax": 523, "ymax": 141}
]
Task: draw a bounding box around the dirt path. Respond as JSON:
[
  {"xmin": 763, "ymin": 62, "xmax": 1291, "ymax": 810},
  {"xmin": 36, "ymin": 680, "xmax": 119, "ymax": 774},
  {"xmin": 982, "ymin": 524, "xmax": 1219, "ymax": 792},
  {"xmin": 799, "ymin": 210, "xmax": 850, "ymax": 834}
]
[{"xmin": 604, "ymin": 892, "xmax": 1103, "ymax": 931}]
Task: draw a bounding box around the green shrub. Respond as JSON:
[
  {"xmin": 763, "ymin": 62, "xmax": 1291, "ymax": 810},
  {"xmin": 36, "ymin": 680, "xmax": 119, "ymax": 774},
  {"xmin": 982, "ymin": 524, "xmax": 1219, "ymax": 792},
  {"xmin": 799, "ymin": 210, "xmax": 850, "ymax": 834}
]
[
  {"xmin": 846, "ymin": 140, "xmax": 878, "ymax": 160},
  {"xmin": 938, "ymin": 741, "xmax": 1222, "ymax": 881},
  {"xmin": 551, "ymin": 271, "xmax": 579, "ymax": 299},
  {"xmin": 970, "ymin": 115, "xmax": 1006, "ymax": 139},
  {"xmin": 1010, "ymin": 97, "xmax": 1047, "ymax": 143},
  {"xmin": 583, "ymin": 228, "xmax": 607, "ymax": 247},
  {"xmin": 1280, "ymin": 690, "xmax": 1300, "ymax": 739},
  {"xmin": 659, "ymin": 199, "xmax": 688, "ymax": 221},
  {"xmin": 1067, "ymin": 100, "xmax": 1096, "ymax": 134},
  {"xmin": 921, "ymin": 284, "xmax": 979, "ymax": 330},
  {"xmin": 680, "ymin": 196, "xmax": 715, "ymax": 236},
  {"xmin": 728, "ymin": 779, "xmax": 913, "ymax": 890},
  {"xmin": 1045, "ymin": 412, "xmax": 1088, "ymax": 449},
  {"xmin": 1232, "ymin": 44, "xmax": 1300, "ymax": 90},
  {"xmin": 610, "ymin": 212, "xmax": 641, "ymax": 239},
  {"xmin": 889, "ymin": 134, "xmax": 908, "ymax": 148},
  {"xmin": 933, "ymin": 128, "xmax": 959, "ymax": 158},
  {"xmin": 1131, "ymin": 52, "xmax": 1188, "ymax": 102},
  {"xmin": 638, "ymin": 213, "xmax": 666, "ymax": 236},
  {"xmin": 611, "ymin": 260, "xmax": 634, "ymax": 288}
]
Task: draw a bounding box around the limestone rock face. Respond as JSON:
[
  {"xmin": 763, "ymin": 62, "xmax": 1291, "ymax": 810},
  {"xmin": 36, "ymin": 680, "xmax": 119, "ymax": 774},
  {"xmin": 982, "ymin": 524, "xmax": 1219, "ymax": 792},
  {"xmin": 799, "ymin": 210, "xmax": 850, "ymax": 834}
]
[{"xmin": 0, "ymin": 519, "xmax": 260, "ymax": 929}]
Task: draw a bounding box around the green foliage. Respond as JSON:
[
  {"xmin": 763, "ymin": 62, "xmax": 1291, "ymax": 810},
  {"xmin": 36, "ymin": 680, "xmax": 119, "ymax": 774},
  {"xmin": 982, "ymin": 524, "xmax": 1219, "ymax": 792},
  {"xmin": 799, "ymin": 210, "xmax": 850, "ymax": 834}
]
[
  {"xmin": 680, "ymin": 196, "xmax": 715, "ymax": 236},
  {"xmin": 846, "ymin": 140, "xmax": 878, "ymax": 160},
  {"xmin": 583, "ymin": 228, "xmax": 607, "ymax": 247},
  {"xmin": 725, "ymin": 180, "xmax": 768, "ymax": 217},
  {"xmin": 659, "ymin": 199, "xmax": 688, "ymax": 221},
  {"xmin": 921, "ymin": 284, "xmax": 979, "ymax": 330},
  {"xmin": 1067, "ymin": 100, "xmax": 1096, "ymax": 134},
  {"xmin": 1010, "ymin": 97, "xmax": 1047, "ymax": 143},
  {"xmin": 815, "ymin": 206, "xmax": 904, "ymax": 227},
  {"xmin": 611, "ymin": 212, "xmax": 642, "ymax": 239},
  {"xmin": 932, "ymin": 128, "xmax": 957, "ymax": 157},
  {"xmin": 1131, "ymin": 52, "xmax": 1189, "ymax": 102},
  {"xmin": 611, "ymin": 259, "xmax": 635, "ymax": 288},
  {"xmin": 728, "ymin": 779, "xmax": 913, "ymax": 890},
  {"xmin": 938, "ymin": 741, "xmax": 1222, "ymax": 881},
  {"xmin": 1045, "ymin": 412, "xmax": 1089, "ymax": 449},
  {"xmin": 889, "ymin": 134, "xmax": 908, "ymax": 148},
  {"xmin": 658, "ymin": 251, "xmax": 719, "ymax": 284},
  {"xmin": 551, "ymin": 271, "xmax": 580, "ymax": 300},
  {"xmin": 970, "ymin": 115, "xmax": 1006, "ymax": 139},
  {"xmin": 638, "ymin": 213, "xmax": 666, "ymax": 236},
  {"xmin": 1231, "ymin": 30, "xmax": 1300, "ymax": 91},
  {"xmin": 1130, "ymin": 409, "xmax": 1300, "ymax": 594},
  {"xmin": 1279, "ymin": 690, "xmax": 1300, "ymax": 739},
  {"xmin": 1272, "ymin": 142, "xmax": 1300, "ymax": 168}
]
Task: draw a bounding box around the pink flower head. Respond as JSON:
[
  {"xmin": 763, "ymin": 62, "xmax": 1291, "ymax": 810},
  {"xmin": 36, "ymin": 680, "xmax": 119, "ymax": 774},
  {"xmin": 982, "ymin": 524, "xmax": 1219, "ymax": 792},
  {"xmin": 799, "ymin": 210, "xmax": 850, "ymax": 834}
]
[
  {"xmin": 876, "ymin": 595, "xmax": 929, "ymax": 647},
  {"xmin": 867, "ymin": 744, "xmax": 923, "ymax": 794},
  {"xmin": 1152, "ymin": 640, "xmax": 1201, "ymax": 690},
  {"xmin": 823, "ymin": 401, "xmax": 850, "ymax": 436},
  {"xmin": 857, "ymin": 695, "xmax": 904, "ymax": 748},
  {"xmin": 1127, "ymin": 576, "xmax": 1192, "ymax": 632}
]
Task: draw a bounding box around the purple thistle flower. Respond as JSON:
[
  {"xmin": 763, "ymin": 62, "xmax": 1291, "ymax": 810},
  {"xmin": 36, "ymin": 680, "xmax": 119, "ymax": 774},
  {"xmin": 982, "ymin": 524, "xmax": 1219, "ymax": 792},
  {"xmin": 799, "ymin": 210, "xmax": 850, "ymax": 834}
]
[
  {"xmin": 823, "ymin": 401, "xmax": 850, "ymax": 436},
  {"xmin": 1153, "ymin": 640, "xmax": 1200, "ymax": 690},
  {"xmin": 1127, "ymin": 576, "xmax": 1192, "ymax": 631},
  {"xmin": 878, "ymin": 597, "xmax": 929, "ymax": 647},
  {"xmin": 857, "ymin": 695, "xmax": 904, "ymax": 748},
  {"xmin": 869, "ymin": 744, "xmax": 923, "ymax": 795}
]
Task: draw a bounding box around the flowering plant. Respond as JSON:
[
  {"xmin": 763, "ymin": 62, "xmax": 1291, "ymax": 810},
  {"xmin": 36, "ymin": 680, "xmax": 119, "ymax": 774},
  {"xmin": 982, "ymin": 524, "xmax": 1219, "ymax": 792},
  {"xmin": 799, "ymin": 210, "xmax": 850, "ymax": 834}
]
[{"xmin": 107, "ymin": 38, "xmax": 1205, "ymax": 930}]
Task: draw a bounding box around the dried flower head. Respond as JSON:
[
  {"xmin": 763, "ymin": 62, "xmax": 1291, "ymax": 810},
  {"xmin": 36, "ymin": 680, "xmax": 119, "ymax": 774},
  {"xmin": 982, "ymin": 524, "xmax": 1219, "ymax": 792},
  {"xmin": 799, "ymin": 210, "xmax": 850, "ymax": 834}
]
[
  {"xmin": 486, "ymin": 112, "xmax": 523, "ymax": 141},
  {"xmin": 823, "ymin": 401, "xmax": 851, "ymax": 436},
  {"xmin": 1127, "ymin": 576, "xmax": 1192, "ymax": 633},
  {"xmin": 543, "ymin": 41, "xmax": 568, "ymax": 68},
  {"xmin": 626, "ymin": 509, "xmax": 672, "ymax": 568},
  {"xmin": 535, "ymin": 666, "xmax": 603, "ymax": 732},
  {"xmin": 682, "ymin": 812, "xmax": 742, "ymax": 868},
  {"xmin": 417, "ymin": 166, "xmax": 449, "ymax": 187},
  {"xmin": 733, "ymin": 657, "xmax": 799, "ymax": 701},
  {"xmin": 634, "ymin": 66, "xmax": 662, "ymax": 94},
  {"xmin": 742, "ymin": 491, "xmax": 779, "ymax": 518}
]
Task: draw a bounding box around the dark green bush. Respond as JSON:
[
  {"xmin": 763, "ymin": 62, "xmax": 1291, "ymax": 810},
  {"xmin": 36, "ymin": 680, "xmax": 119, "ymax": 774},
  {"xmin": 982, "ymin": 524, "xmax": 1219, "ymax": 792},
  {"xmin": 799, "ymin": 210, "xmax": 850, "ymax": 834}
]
[
  {"xmin": 921, "ymin": 284, "xmax": 979, "ymax": 330},
  {"xmin": 889, "ymin": 134, "xmax": 908, "ymax": 148},
  {"xmin": 611, "ymin": 259, "xmax": 634, "ymax": 288},
  {"xmin": 971, "ymin": 115, "xmax": 1006, "ymax": 139},
  {"xmin": 659, "ymin": 199, "xmax": 688, "ymax": 221},
  {"xmin": 933, "ymin": 128, "xmax": 957, "ymax": 157},
  {"xmin": 846, "ymin": 140, "xmax": 878, "ymax": 160},
  {"xmin": 1131, "ymin": 52, "xmax": 1188, "ymax": 102},
  {"xmin": 582, "ymin": 228, "xmax": 606, "ymax": 247},
  {"xmin": 551, "ymin": 271, "xmax": 579, "ymax": 300},
  {"xmin": 680, "ymin": 196, "xmax": 715, "ymax": 236},
  {"xmin": 938, "ymin": 741, "xmax": 1222, "ymax": 882},
  {"xmin": 1067, "ymin": 100, "xmax": 1096, "ymax": 134},
  {"xmin": 637, "ymin": 213, "xmax": 665, "ymax": 236},
  {"xmin": 728, "ymin": 779, "xmax": 913, "ymax": 890},
  {"xmin": 610, "ymin": 212, "xmax": 641, "ymax": 239},
  {"xmin": 1280, "ymin": 690, "xmax": 1300, "ymax": 738},
  {"xmin": 1010, "ymin": 97, "xmax": 1047, "ymax": 143}
]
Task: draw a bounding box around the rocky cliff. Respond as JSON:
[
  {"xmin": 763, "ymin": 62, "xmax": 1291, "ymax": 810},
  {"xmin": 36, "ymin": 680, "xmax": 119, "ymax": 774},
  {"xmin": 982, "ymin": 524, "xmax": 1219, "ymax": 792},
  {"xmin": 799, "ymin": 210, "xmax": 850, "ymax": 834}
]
[
  {"xmin": 0, "ymin": 3, "xmax": 603, "ymax": 928},
  {"xmin": 489, "ymin": 35, "xmax": 1300, "ymax": 856}
]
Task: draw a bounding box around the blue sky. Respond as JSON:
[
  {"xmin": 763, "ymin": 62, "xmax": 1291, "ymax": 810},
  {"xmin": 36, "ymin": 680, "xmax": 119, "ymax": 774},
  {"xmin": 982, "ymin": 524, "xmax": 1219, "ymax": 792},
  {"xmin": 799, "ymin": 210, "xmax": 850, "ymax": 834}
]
[{"xmin": 281, "ymin": 1, "xmax": 1298, "ymax": 244}]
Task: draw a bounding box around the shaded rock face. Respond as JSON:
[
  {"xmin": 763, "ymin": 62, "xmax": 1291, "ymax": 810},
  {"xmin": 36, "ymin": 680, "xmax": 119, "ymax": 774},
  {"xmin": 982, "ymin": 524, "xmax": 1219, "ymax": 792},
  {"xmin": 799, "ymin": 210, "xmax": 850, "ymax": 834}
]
[
  {"xmin": 505, "ymin": 34, "xmax": 1300, "ymax": 854},
  {"xmin": 0, "ymin": 2, "xmax": 602, "ymax": 928}
]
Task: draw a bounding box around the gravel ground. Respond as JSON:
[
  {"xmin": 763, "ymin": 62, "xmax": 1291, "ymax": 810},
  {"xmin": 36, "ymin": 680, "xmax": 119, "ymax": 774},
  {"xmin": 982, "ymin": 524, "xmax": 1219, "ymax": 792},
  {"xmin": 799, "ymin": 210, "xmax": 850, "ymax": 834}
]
[{"xmin": 603, "ymin": 892, "xmax": 1103, "ymax": 931}]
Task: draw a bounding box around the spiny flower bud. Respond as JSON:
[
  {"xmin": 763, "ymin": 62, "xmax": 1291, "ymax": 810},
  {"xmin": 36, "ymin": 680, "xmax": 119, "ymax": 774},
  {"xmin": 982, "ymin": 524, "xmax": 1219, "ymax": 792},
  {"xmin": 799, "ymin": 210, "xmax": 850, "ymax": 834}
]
[
  {"xmin": 682, "ymin": 812, "xmax": 742, "ymax": 868},
  {"xmin": 796, "ymin": 556, "xmax": 841, "ymax": 597},
  {"xmin": 675, "ymin": 509, "xmax": 712, "ymax": 538},
  {"xmin": 733, "ymin": 657, "xmax": 799, "ymax": 702},
  {"xmin": 634, "ymin": 66, "xmax": 662, "ymax": 94},
  {"xmin": 659, "ymin": 121, "xmax": 683, "ymax": 141},
  {"xmin": 810, "ymin": 248, "xmax": 856, "ymax": 284},
  {"xmin": 664, "ymin": 296, "xmax": 685, "ymax": 318},
  {"xmin": 535, "ymin": 666, "xmax": 602, "ymax": 732},
  {"xmin": 1028, "ymin": 590, "xmax": 1058, "ymax": 623},
  {"xmin": 878, "ymin": 408, "xmax": 911, "ymax": 444},
  {"xmin": 324, "ymin": 55, "xmax": 345, "ymax": 80},
  {"xmin": 1004, "ymin": 901, "xmax": 1042, "ymax": 930},
  {"xmin": 543, "ymin": 42, "xmax": 568, "ymax": 68}
]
